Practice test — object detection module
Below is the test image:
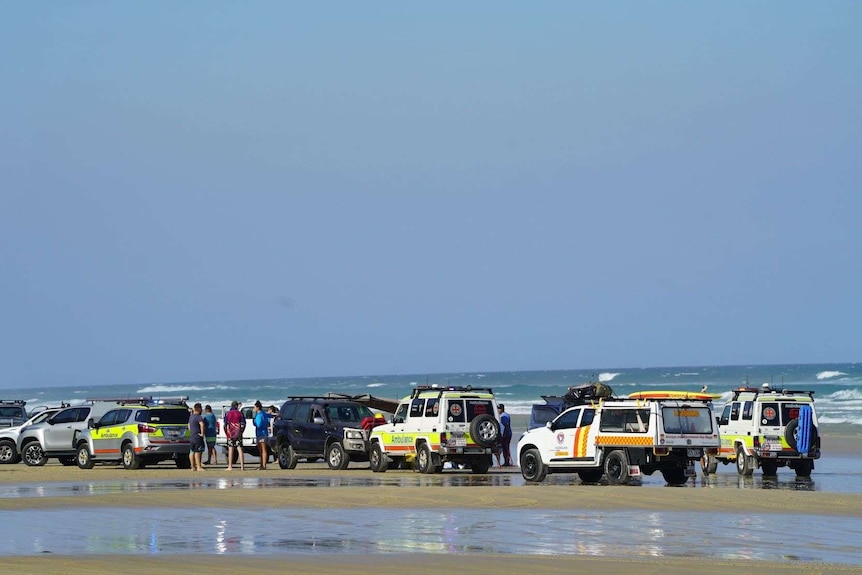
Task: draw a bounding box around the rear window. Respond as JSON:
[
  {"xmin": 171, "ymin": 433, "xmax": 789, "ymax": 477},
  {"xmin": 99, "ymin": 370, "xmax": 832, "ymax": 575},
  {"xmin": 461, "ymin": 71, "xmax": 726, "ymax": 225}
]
[
  {"xmin": 760, "ymin": 402, "xmax": 809, "ymax": 426},
  {"xmin": 444, "ymin": 399, "xmax": 494, "ymax": 423},
  {"xmin": 531, "ymin": 405, "xmax": 560, "ymax": 428},
  {"xmin": 0, "ymin": 406, "xmax": 26, "ymax": 419},
  {"xmin": 662, "ymin": 406, "xmax": 713, "ymax": 434},
  {"xmin": 138, "ymin": 408, "xmax": 190, "ymax": 425}
]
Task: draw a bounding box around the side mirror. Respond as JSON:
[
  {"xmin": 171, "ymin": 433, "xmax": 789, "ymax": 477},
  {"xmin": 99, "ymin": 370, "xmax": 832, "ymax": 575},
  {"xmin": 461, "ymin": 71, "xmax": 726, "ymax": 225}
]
[
  {"xmin": 546, "ymin": 421, "xmax": 553, "ymax": 429},
  {"xmin": 313, "ymin": 416, "xmax": 325, "ymax": 425},
  {"xmin": 88, "ymin": 419, "xmax": 96, "ymax": 429}
]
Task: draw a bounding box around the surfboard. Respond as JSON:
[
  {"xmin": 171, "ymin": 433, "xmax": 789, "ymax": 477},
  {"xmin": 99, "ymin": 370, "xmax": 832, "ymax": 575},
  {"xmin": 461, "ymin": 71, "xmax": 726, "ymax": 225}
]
[{"xmin": 627, "ymin": 390, "xmax": 721, "ymax": 401}]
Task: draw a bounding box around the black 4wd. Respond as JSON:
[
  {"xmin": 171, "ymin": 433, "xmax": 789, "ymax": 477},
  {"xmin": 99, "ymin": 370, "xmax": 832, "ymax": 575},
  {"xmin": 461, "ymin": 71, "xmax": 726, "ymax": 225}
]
[{"xmin": 273, "ymin": 397, "xmax": 376, "ymax": 470}]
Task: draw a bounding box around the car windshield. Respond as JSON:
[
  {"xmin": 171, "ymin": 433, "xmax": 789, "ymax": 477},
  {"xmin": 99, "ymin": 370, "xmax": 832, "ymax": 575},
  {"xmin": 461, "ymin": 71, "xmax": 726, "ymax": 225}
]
[
  {"xmin": 326, "ymin": 404, "xmax": 373, "ymax": 423},
  {"xmin": 662, "ymin": 406, "xmax": 713, "ymax": 434}
]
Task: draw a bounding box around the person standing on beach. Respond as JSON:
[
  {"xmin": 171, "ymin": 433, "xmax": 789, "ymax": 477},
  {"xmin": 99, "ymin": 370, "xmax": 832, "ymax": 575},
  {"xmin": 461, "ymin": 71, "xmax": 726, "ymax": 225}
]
[
  {"xmin": 498, "ymin": 404, "xmax": 513, "ymax": 467},
  {"xmin": 202, "ymin": 405, "xmax": 218, "ymax": 466},
  {"xmin": 253, "ymin": 400, "xmax": 270, "ymax": 470},
  {"xmin": 224, "ymin": 400, "xmax": 246, "ymax": 471},
  {"xmin": 188, "ymin": 403, "xmax": 206, "ymax": 471}
]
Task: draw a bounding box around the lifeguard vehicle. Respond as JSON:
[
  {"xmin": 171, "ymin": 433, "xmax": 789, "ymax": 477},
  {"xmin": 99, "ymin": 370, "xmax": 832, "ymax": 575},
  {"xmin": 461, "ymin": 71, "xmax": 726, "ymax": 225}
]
[
  {"xmin": 706, "ymin": 384, "xmax": 820, "ymax": 477},
  {"xmin": 517, "ymin": 389, "xmax": 720, "ymax": 485}
]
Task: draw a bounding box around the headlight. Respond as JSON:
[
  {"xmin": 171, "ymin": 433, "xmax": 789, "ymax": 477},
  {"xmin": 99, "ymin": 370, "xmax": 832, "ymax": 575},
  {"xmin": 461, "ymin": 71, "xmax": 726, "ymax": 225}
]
[{"xmin": 345, "ymin": 429, "xmax": 364, "ymax": 440}]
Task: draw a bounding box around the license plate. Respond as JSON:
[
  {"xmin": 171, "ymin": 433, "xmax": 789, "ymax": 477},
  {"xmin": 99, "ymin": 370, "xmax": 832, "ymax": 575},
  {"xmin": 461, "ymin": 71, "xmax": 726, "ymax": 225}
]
[
  {"xmin": 450, "ymin": 435, "xmax": 466, "ymax": 447},
  {"xmin": 687, "ymin": 448, "xmax": 702, "ymax": 457},
  {"xmin": 166, "ymin": 429, "xmax": 180, "ymax": 439}
]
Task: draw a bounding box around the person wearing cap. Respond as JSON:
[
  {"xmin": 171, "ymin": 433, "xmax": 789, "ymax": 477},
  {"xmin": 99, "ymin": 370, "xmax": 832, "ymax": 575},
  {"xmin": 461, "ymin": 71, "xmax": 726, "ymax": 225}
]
[{"xmin": 498, "ymin": 403, "xmax": 513, "ymax": 467}]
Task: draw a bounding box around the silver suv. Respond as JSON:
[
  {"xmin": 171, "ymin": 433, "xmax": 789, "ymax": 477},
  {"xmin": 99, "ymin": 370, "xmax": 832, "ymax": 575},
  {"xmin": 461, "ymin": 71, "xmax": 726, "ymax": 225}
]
[
  {"xmin": 17, "ymin": 401, "xmax": 117, "ymax": 466},
  {"xmin": 0, "ymin": 408, "xmax": 61, "ymax": 465}
]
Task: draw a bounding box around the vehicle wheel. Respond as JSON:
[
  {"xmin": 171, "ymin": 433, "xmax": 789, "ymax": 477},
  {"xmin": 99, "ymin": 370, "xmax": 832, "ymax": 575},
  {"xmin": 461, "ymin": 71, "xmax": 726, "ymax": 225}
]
[
  {"xmin": 0, "ymin": 439, "xmax": 20, "ymax": 465},
  {"xmin": 785, "ymin": 419, "xmax": 818, "ymax": 452},
  {"xmin": 735, "ymin": 445, "xmax": 754, "ymax": 476},
  {"xmin": 470, "ymin": 456, "xmax": 491, "ymax": 474},
  {"xmin": 519, "ymin": 447, "xmax": 548, "ymax": 483},
  {"xmin": 469, "ymin": 414, "xmax": 500, "ymax": 448},
  {"xmin": 661, "ymin": 467, "xmax": 687, "ymax": 485},
  {"xmin": 759, "ymin": 460, "xmax": 778, "ymax": 476},
  {"xmin": 369, "ymin": 443, "xmax": 388, "ymax": 473},
  {"xmin": 701, "ymin": 454, "xmax": 718, "ymax": 475},
  {"xmin": 122, "ymin": 443, "xmax": 141, "ymax": 470},
  {"xmin": 604, "ymin": 450, "xmax": 630, "ymax": 485},
  {"xmin": 57, "ymin": 456, "xmax": 76, "ymax": 466},
  {"xmin": 22, "ymin": 441, "xmax": 48, "ymax": 467},
  {"xmin": 578, "ymin": 469, "xmax": 603, "ymax": 483},
  {"xmin": 794, "ymin": 459, "xmax": 814, "ymax": 478},
  {"xmin": 326, "ymin": 442, "xmax": 350, "ymax": 470},
  {"xmin": 76, "ymin": 445, "xmax": 95, "ymax": 469},
  {"xmin": 278, "ymin": 444, "xmax": 298, "ymax": 469},
  {"xmin": 415, "ymin": 443, "xmax": 437, "ymax": 474}
]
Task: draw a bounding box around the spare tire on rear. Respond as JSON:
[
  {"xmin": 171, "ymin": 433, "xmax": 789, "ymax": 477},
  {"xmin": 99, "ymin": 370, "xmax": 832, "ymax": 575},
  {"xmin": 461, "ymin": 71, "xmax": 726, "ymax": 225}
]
[{"xmin": 470, "ymin": 414, "xmax": 500, "ymax": 448}]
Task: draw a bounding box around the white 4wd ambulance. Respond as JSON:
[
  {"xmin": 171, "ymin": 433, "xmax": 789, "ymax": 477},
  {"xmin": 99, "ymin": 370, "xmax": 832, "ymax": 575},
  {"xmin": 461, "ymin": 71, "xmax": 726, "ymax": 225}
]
[
  {"xmin": 517, "ymin": 391, "xmax": 720, "ymax": 485},
  {"xmin": 368, "ymin": 385, "xmax": 501, "ymax": 474},
  {"xmin": 707, "ymin": 384, "xmax": 820, "ymax": 478}
]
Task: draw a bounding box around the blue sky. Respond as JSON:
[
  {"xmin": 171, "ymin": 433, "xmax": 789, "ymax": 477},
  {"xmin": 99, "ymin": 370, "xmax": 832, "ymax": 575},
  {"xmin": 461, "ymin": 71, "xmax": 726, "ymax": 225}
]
[{"xmin": 1, "ymin": 3, "xmax": 860, "ymax": 389}]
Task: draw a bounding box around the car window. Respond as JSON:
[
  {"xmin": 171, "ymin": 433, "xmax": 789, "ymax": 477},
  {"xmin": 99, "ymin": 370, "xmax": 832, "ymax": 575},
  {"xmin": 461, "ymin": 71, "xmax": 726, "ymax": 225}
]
[
  {"xmin": 600, "ymin": 408, "xmax": 650, "ymax": 433},
  {"xmin": 662, "ymin": 406, "xmax": 713, "ymax": 434},
  {"xmin": 531, "ymin": 406, "xmax": 559, "ymax": 428},
  {"xmin": 280, "ymin": 403, "xmax": 296, "ymax": 422},
  {"xmin": 295, "ymin": 404, "xmax": 310, "ymax": 423},
  {"xmin": 424, "ymin": 398, "xmax": 440, "ymax": 418},
  {"xmin": 446, "ymin": 400, "xmax": 465, "ymax": 423},
  {"xmin": 718, "ymin": 404, "xmax": 731, "ymax": 426},
  {"xmin": 393, "ymin": 403, "xmax": 409, "ymax": 424},
  {"xmin": 409, "ymin": 399, "xmax": 424, "ymax": 419},
  {"xmin": 465, "ymin": 400, "xmax": 493, "ymax": 422},
  {"xmin": 141, "ymin": 408, "xmax": 190, "ymax": 425},
  {"xmin": 742, "ymin": 401, "xmax": 754, "ymax": 420},
  {"xmin": 97, "ymin": 410, "xmax": 121, "ymax": 426},
  {"xmin": 0, "ymin": 407, "xmax": 26, "ymax": 418},
  {"xmin": 326, "ymin": 405, "xmax": 369, "ymax": 423},
  {"xmin": 580, "ymin": 409, "xmax": 595, "ymax": 426},
  {"xmin": 51, "ymin": 408, "xmax": 79, "ymax": 424},
  {"xmin": 761, "ymin": 403, "xmax": 780, "ymax": 426},
  {"xmin": 780, "ymin": 403, "xmax": 805, "ymax": 426},
  {"xmin": 553, "ymin": 409, "xmax": 581, "ymax": 429},
  {"xmin": 29, "ymin": 411, "xmax": 57, "ymax": 425},
  {"xmin": 730, "ymin": 402, "xmax": 740, "ymax": 421}
]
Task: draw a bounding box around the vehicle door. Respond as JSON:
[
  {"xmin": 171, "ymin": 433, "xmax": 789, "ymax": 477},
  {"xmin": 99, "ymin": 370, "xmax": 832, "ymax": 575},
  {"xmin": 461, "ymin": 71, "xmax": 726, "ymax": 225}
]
[
  {"xmin": 44, "ymin": 407, "xmax": 90, "ymax": 451},
  {"xmin": 546, "ymin": 407, "xmax": 595, "ymax": 468},
  {"xmin": 298, "ymin": 406, "xmax": 327, "ymax": 454},
  {"xmin": 90, "ymin": 409, "xmax": 127, "ymax": 457}
]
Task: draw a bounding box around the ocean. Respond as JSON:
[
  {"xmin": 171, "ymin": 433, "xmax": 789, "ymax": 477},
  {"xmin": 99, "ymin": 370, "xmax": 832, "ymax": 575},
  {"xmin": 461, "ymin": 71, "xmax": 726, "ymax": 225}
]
[{"xmin": 6, "ymin": 362, "xmax": 862, "ymax": 431}]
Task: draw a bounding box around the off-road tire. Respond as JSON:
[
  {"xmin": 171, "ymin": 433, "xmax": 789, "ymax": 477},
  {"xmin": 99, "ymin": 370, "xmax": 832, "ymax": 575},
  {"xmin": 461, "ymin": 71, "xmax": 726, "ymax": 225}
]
[
  {"xmin": 520, "ymin": 447, "xmax": 548, "ymax": 483},
  {"xmin": 175, "ymin": 454, "xmax": 192, "ymax": 469},
  {"xmin": 760, "ymin": 460, "xmax": 778, "ymax": 476},
  {"xmin": 369, "ymin": 442, "xmax": 387, "ymax": 473},
  {"xmin": 735, "ymin": 445, "xmax": 754, "ymax": 476},
  {"xmin": 0, "ymin": 439, "xmax": 20, "ymax": 465},
  {"xmin": 701, "ymin": 454, "xmax": 718, "ymax": 475},
  {"xmin": 416, "ymin": 442, "xmax": 436, "ymax": 474},
  {"xmin": 326, "ymin": 442, "xmax": 350, "ymax": 471},
  {"xmin": 470, "ymin": 456, "xmax": 491, "ymax": 474},
  {"xmin": 793, "ymin": 459, "xmax": 814, "ymax": 478},
  {"xmin": 661, "ymin": 467, "xmax": 688, "ymax": 485},
  {"xmin": 785, "ymin": 419, "xmax": 818, "ymax": 453},
  {"xmin": 469, "ymin": 414, "xmax": 500, "ymax": 448},
  {"xmin": 278, "ymin": 444, "xmax": 298, "ymax": 469},
  {"xmin": 22, "ymin": 441, "xmax": 48, "ymax": 467},
  {"xmin": 76, "ymin": 444, "xmax": 95, "ymax": 469},
  {"xmin": 122, "ymin": 443, "xmax": 141, "ymax": 470},
  {"xmin": 578, "ymin": 469, "xmax": 603, "ymax": 483},
  {"xmin": 604, "ymin": 450, "xmax": 630, "ymax": 485}
]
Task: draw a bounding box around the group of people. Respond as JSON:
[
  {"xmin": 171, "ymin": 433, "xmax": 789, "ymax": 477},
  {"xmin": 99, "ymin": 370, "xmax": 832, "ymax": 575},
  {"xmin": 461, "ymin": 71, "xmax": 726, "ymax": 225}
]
[{"xmin": 187, "ymin": 400, "xmax": 278, "ymax": 471}]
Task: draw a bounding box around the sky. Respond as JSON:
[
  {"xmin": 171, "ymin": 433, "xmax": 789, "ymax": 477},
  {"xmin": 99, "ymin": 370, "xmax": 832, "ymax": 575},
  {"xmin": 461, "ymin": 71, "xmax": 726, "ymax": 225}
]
[{"xmin": 1, "ymin": 3, "xmax": 860, "ymax": 389}]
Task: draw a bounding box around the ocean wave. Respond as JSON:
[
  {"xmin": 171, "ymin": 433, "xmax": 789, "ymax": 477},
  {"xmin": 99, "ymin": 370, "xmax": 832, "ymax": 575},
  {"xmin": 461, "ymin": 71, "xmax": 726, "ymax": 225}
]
[
  {"xmin": 818, "ymin": 415, "xmax": 862, "ymax": 425},
  {"xmin": 137, "ymin": 384, "xmax": 235, "ymax": 394},
  {"xmin": 598, "ymin": 372, "xmax": 620, "ymax": 383},
  {"xmin": 817, "ymin": 371, "xmax": 847, "ymax": 380},
  {"xmin": 366, "ymin": 383, "xmax": 387, "ymax": 388},
  {"xmin": 674, "ymin": 373, "xmax": 700, "ymax": 377},
  {"xmin": 826, "ymin": 389, "xmax": 862, "ymax": 401}
]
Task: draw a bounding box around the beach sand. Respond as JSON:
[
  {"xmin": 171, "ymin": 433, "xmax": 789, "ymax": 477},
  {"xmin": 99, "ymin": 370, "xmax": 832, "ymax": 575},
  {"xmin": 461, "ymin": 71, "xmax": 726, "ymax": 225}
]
[{"xmin": 2, "ymin": 430, "xmax": 860, "ymax": 574}]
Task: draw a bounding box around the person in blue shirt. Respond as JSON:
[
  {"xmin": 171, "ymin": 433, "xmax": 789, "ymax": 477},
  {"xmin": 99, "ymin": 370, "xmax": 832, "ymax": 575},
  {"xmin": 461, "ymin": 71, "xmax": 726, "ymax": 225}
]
[
  {"xmin": 498, "ymin": 404, "xmax": 513, "ymax": 467},
  {"xmin": 202, "ymin": 405, "xmax": 218, "ymax": 466},
  {"xmin": 252, "ymin": 400, "xmax": 270, "ymax": 470}
]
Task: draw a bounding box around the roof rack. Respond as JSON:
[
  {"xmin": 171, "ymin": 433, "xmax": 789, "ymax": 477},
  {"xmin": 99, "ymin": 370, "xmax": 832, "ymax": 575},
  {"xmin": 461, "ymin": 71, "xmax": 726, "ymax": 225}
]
[
  {"xmin": 409, "ymin": 385, "xmax": 494, "ymax": 399},
  {"xmin": 0, "ymin": 399, "xmax": 26, "ymax": 406},
  {"xmin": 731, "ymin": 386, "xmax": 815, "ymax": 401},
  {"xmin": 85, "ymin": 396, "xmax": 189, "ymax": 406}
]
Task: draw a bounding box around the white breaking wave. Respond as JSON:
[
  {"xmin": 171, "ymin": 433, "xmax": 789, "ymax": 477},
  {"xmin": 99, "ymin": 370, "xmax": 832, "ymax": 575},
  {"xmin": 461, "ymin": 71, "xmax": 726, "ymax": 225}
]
[
  {"xmin": 137, "ymin": 384, "xmax": 235, "ymax": 394},
  {"xmin": 817, "ymin": 371, "xmax": 847, "ymax": 380},
  {"xmin": 826, "ymin": 389, "xmax": 862, "ymax": 401},
  {"xmin": 598, "ymin": 372, "xmax": 620, "ymax": 383},
  {"xmin": 366, "ymin": 383, "xmax": 387, "ymax": 388}
]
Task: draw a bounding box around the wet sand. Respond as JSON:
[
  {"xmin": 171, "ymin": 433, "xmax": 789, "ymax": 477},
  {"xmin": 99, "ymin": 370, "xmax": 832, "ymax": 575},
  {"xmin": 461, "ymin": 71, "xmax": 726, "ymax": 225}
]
[{"xmin": 2, "ymin": 429, "xmax": 861, "ymax": 574}]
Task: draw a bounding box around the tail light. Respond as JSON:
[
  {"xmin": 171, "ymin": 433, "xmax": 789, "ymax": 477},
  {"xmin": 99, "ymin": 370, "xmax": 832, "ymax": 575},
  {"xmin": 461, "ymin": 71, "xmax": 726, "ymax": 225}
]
[
  {"xmin": 753, "ymin": 436, "xmax": 760, "ymax": 448},
  {"xmin": 440, "ymin": 433, "xmax": 447, "ymax": 445},
  {"xmin": 137, "ymin": 424, "xmax": 157, "ymax": 433}
]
